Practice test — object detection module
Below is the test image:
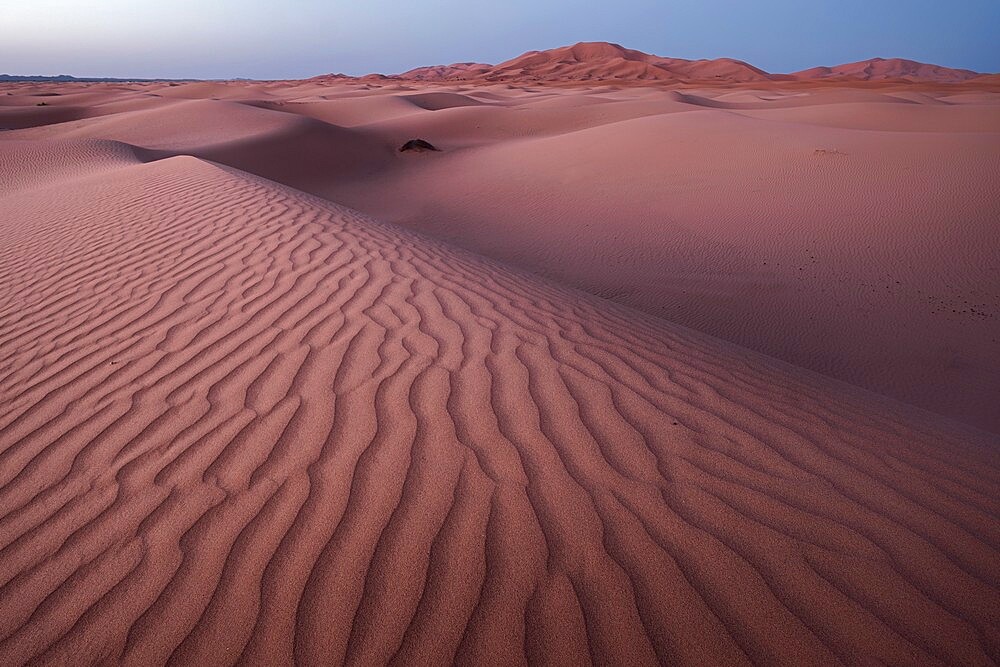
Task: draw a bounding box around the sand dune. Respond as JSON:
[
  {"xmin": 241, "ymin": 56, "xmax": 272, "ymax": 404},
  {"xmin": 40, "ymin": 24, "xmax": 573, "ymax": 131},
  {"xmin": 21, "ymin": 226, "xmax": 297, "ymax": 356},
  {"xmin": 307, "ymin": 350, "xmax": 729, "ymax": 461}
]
[
  {"xmin": 0, "ymin": 139, "xmax": 147, "ymax": 193},
  {"xmin": 1, "ymin": 137, "xmax": 998, "ymax": 665},
  {"xmin": 794, "ymin": 57, "xmax": 981, "ymax": 82},
  {"xmin": 2, "ymin": 69, "xmax": 1000, "ymax": 665},
  {"xmin": 401, "ymin": 42, "xmax": 776, "ymax": 83},
  {"xmin": 318, "ymin": 88, "xmax": 1000, "ymax": 432},
  {"xmin": 4, "ymin": 81, "xmax": 998, "ymax": 434},
  {"xmin": 399, "ymin": 63, "xmax": 494, "ymax": 81},
  {"xmin": 380, "ymin": 42, "xmax": 987, "ymax": 85}
]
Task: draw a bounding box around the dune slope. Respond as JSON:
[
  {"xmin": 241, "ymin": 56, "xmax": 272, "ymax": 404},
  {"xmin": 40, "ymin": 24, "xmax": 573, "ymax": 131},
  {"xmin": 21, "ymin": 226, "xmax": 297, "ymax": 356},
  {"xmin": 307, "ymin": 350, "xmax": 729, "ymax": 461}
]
[
  {"xmin": 5, "ymin": 82, "xmax": 999, "ymax": 434},
  {"xmin": 0, "ymin": 148, "xmax": 999, "ymax": 665},
  {"xmin": 321, "ymin": 91, "xmax": 1000, "ymax": 432}
]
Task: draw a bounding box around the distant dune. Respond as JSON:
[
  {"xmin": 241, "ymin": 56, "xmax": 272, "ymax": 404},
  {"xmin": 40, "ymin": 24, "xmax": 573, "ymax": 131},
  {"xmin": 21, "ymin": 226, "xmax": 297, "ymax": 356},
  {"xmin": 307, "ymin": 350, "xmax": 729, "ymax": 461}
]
[
  {"xmin": 373, "ymin": 42, "xmax": 989, "ymax": 84},
  {"xmin": 794, "ymin": 57, "xmax": 981, "ymax": 82},
  {"xmin": 2, "ymin": 132, "xmax": 999, "ymax": 667},
  {"xmin": 1, "ymin": 61, "xmax": 999, "ymax": 665},
  {"xmin": 480, "ymin": 42, "xmax": 774, "ymax": 83},
  {"xmin": 399, "ymin": 62, "xmax": 494, "ymax": 81}
]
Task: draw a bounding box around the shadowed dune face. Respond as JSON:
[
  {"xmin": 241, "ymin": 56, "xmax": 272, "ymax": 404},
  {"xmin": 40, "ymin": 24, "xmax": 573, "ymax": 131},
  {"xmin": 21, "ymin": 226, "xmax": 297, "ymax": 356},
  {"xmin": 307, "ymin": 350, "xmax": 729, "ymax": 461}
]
[{"xmin": 0, "ymin": 146, "xmax": 998, "ymax": 665}]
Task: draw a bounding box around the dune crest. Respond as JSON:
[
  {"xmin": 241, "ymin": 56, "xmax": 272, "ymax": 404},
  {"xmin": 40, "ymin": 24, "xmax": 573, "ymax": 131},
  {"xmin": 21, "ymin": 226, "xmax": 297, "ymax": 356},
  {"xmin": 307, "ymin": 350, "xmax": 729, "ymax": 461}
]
[
  {"xmin": 488, "ymin": 42, "xmax": 775, "ymax": 82},
  {"xmin": 376, "ymin": 42, "xmax": 989, "ymax": 84},
  {"xmin": 399, "ymin": 62, "xmax": 493, "ymax": 81},
  {"xmin": 794, "ymin": 57, "xmax": 981, "ymax": 82}
]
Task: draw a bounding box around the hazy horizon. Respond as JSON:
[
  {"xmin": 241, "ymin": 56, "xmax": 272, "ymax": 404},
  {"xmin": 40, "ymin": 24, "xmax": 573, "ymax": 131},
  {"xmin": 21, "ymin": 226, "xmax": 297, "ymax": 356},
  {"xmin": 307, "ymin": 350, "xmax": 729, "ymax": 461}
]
[{"xmin": 2, "ymin": 0, "xmax": 998, "ymax": 79}]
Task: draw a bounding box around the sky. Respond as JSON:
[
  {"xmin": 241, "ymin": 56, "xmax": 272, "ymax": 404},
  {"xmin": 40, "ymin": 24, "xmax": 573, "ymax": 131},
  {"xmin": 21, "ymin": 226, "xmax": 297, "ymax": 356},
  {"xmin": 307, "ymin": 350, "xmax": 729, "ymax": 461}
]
[{"xmin": 2, "ymin": 0, "xmax": 999, "ymax": 79}]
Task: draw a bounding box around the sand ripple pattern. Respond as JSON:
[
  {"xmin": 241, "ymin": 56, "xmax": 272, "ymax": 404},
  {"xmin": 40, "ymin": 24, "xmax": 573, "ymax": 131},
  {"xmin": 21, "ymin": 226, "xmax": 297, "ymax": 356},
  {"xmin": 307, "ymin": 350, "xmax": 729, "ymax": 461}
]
[{"xmin": 0, "ymin": 156, "xmax": 998, "ymax": 666}]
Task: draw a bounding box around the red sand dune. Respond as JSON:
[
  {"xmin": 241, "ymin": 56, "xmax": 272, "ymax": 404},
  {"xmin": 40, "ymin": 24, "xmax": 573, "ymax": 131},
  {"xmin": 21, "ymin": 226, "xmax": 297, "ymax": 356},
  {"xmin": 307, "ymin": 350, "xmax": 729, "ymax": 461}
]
[
  {"xmin": 208, "ymin": 82, "xmax": 996, "ymax": 432},
  {"xmin": 382, "ymin": 42, "xmax": 985, "ymax": 84},
  {"xmin": 392, "ymin": 42, "xmax": 776, "ymax": 83},
  {"xmin": 399, "ymin": 62, "xmax": 494, "ymax": 81},
  {"xmin": 1, "ymin": 61, "xmax": 1000, "ymax": 665},
  {"xmin": 794, "ymin": 57, "xmax": 981, "ymax": 82}
]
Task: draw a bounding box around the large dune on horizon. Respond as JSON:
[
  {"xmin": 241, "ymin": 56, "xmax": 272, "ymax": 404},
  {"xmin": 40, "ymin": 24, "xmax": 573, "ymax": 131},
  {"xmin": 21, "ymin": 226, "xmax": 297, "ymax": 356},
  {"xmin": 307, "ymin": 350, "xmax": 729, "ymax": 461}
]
[
  {"xmin": 481, "ymin": 42, "xmax": 774, "ymax": 83},
  {"xmin": 793, "ymin": 57, "xmax": 981, "ymax": 82},
  {"xmin": 382, "ymin": 42, "xmax": 989, "ymax": 84},
  {"xmin": 0, "ymin": 134, "xmax": 998, "ymax": 664},
  {"xmin": 382, "ymin": 42, "xmax": 987, "ymax": 84}
]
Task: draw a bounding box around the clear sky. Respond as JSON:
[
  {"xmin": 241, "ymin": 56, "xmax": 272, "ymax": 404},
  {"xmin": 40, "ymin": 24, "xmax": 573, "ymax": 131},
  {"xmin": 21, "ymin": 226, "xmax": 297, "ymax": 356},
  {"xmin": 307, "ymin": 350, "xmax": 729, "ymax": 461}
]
[{"xmin": 2, "ymin": 0, "xmax": 998, "ymax": 79}]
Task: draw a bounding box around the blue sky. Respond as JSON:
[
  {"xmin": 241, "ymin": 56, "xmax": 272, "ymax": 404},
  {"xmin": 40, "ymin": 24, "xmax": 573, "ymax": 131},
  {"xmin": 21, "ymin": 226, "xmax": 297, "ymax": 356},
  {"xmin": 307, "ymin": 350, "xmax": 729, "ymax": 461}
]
[{"xmin": 2, "ymin": 0, "xmax": 998, "ymax": 78}]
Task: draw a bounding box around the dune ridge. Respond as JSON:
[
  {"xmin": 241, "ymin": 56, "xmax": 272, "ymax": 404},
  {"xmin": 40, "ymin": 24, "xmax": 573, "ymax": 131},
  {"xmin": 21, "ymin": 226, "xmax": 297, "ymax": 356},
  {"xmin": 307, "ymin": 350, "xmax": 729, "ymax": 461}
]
[
  {"xmin": 794, "ymin": 57, "xmax": 981, "ymax": 82},
  {"xmin": 479, "ymin": 42, "xmax": 774, "ymax": 83},
  {"xmin": 380, "ymin": 42, "xmax": 989, "ymax": 84},
  {"xmin": 0, "ymin": 140, "xmax": 999, "ymax": 665},
  {"xmin": 399, "ymin": 63, "xmax": 494, "ymax": 81}
]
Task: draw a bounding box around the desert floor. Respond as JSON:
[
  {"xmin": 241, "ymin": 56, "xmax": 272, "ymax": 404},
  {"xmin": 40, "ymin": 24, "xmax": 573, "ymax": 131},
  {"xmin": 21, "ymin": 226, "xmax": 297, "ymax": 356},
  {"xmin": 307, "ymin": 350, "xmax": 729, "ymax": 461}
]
[{"xmin": 1, "ymin": 79, "xmax": 999, "ymax": 665}]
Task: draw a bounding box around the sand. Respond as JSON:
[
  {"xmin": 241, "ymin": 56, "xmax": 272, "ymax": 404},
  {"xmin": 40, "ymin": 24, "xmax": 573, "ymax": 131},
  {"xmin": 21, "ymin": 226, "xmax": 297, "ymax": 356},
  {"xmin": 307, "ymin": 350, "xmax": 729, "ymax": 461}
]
[
  {"xmin": 13, "ymin": 77, "xmax": 993, "ymax": 429},
  {"xmin": 1, "ymin": 72, "xmax": 999, "ymax": 665},
  {"xmin": 793, "ymin": 57, "xmax": 980, "ymax": 82},
  {"xmin": 389, "ymin": 43, "xmax": 984, "ymax": 84}
]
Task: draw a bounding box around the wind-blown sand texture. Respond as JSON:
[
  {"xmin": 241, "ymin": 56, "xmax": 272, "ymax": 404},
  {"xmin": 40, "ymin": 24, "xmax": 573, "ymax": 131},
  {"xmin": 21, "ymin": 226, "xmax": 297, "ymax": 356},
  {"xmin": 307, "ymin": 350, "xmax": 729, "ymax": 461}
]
[
  {"xmin": 10, "ymin": 75, "xmax": 995, "ymax": 429},
  {"xmin": 2, "ymin": 70, "xmax": 1000, "ymax": 665}
]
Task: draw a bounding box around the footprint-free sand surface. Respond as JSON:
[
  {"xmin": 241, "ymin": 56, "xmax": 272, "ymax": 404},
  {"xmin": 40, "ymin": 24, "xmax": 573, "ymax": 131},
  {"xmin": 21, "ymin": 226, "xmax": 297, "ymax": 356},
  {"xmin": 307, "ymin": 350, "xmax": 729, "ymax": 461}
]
[
  {"xmin": 6, "ymin": 77, "xmax": 998, "ymax": 431},
  {"xmin": 1, "ymin": 74, "xmax": 999, "ymax": 665}
]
